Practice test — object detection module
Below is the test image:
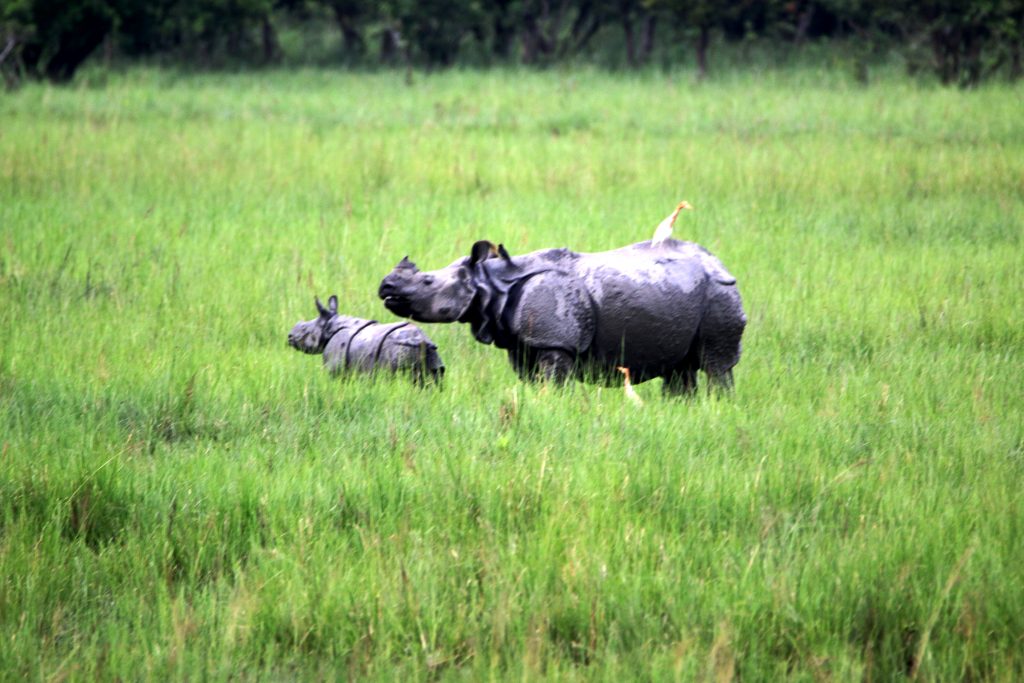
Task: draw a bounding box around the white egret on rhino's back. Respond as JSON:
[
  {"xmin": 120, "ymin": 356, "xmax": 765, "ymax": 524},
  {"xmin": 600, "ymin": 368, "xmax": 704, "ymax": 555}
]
[{"xmin": 651, "ymin": 201, "xmax": 693, "ymax": 247}]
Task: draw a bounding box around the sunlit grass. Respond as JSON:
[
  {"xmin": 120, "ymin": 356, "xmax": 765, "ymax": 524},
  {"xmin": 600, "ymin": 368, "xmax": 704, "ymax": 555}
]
[{"xmin": 1, "ymin": 66, "xmax": 1022, "ymax": 679}]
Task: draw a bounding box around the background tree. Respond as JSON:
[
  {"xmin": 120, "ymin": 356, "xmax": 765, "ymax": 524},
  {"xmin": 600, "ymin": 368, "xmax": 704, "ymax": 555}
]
[
  {"xmin": 919, "ymin": 0, "xmax": 1024, "ymax": 86},
  {"xmin": 654, "ymin": 1, "xmax": 736, "ymax": 79},
  {"xmin": 398, "ymin": 0, "xmax": 483, "ymax": 66},
  {"xmin": 4, "ymin": 0, "xmax": 1023, "ymax": 84},
  {"xmin": 320, "ymin": 0, "xmax": 369, "ymax": 57},
  {"xmin": 1, "ymin": 0, "xmax": 118, "ymax": 81},
  {"xmin": 824, "ymin": 0, "xmax": 1024, "ymax": 86},
  {"xmin": 614, "ymin": 0, "xmax": 658, "ymax": 67},
  {"xmin": 512, "ymin": 0, "xmax": 607, "ymax": 64}
]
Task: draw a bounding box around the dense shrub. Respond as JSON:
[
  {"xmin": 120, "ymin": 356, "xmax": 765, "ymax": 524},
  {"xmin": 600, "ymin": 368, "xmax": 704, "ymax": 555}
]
[{"xmin": 1, "ymin": 1, "xmax": 1021, "ymax": 84}]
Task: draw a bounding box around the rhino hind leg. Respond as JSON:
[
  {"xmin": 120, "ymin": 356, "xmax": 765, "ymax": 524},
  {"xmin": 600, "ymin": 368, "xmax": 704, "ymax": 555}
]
[
  {"xmin": 663, "ymin": 366, "xmax": 698, "ymax": 397},
  {"xmin": 695, "ymin": 282, "xmax": 746, "ymax": 393},
  {"xmin": 386, "ymin": 341, "xmax": 444, "ymax": 387},
  {"xmin": 698, "ymin": 334, "xmax": 742, "ymax": 394},
  {"xmin": 413, "ymin": 347, "xmax": 445, "ymax": 387},
  {"xmin": 706, "ymin": 368, "xmax": 734, "ymax": 394},
  {"xmin": 662, "ymin": 341, "xmax": 701, "ymax": 397}
]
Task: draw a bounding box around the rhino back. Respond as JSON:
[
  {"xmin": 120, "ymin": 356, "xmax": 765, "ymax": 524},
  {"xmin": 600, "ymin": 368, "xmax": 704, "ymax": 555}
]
[
  {"xmin": 340, "ymin": 323, "xmax": 399, "ymax": 372},
  {"xmin": 378, "ymin": 325, "xmax": 444, "ymax": 372},
  {"xmin": 494, "ymin": 242, "xmax": 740, "ymax": 374},
  {"xmin": 322, "ymin": 320, "xmax": 387, "ymax": 373},
  {"xmin": 573, "ymin": 247, "xmax": 710, "ymax": 371}
]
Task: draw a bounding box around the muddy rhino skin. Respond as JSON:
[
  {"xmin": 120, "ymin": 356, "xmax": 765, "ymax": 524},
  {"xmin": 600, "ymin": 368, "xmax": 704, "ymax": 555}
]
[{"xmin": 378, "ymin": 239, "xmax": 744, "ymax": 394}]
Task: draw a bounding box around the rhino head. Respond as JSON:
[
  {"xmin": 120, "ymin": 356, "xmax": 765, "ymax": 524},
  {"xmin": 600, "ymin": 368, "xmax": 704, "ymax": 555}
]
[
  {"xmin": 378, "ymin": 241, "xmax": 507, "ymax": 323},
  {"xmin": 287, "ymin": 295, "xmax": 339, "ymax": 354}
]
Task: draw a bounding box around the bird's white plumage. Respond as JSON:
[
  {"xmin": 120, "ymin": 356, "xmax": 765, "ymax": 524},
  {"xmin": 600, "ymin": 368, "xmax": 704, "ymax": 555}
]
[
  {"xmin": 650, "ymin": 200, "xmax": 693, "ymax": 247},
  {"xmin": 617, "ymin": 366, "xmax": 644, "ymax": 407},
  {"xmin": 651, "ymin": 218, "xmax": 675, "ymax": 247}
]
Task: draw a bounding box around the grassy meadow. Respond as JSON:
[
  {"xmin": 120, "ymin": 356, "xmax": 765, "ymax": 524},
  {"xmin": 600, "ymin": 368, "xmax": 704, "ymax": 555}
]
[{"xmin": 1, "ymin": 63, "xmax": 1023, "ymax": 680}]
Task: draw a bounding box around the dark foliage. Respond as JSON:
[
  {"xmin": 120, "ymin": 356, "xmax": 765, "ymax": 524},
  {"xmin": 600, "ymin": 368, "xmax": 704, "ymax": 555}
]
[{"xmin": 1, "ymin": 0, "xmax": 1022, "ymax": 84}]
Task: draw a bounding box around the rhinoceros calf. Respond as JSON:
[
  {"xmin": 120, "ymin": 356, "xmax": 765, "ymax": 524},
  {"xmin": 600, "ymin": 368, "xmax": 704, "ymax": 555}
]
[
  {"xmin": 288, "ymin": 295, "xmax": 444, "ymax": 383},
  {"xmin": 378, "ymin": 239, "xmax": 745, "ymax": 394}
]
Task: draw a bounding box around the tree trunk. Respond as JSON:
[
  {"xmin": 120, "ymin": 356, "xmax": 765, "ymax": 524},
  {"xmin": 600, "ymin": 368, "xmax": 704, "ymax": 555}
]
[
  {"xmin": 225, "ymin": 27, "xmax": 242, "ymax": 60},
  {"xmin": 261, "ymin": 16, "xmax": 280, "ymax": 64},
  {"xmin": 794, "ymin": 3, "xmax": 814, "ymax": 46},
  {"xmin": 962, "ymin": 29, "xmax": 983, "ymax": 88},
  {"xmin": 931, "ymin": 27, "xmax": 959, "ymax": 85},
  {"xmin": 35, "ymin": 5, "xmax": 113, "ymax": 82},
  {"xmin": 380, "ymin": 25, "xmax": 401, "ymax": 64},
  {"xmin": 623, "ymin": 14, "xmax": 636, "ymax": 67},
  {"xmin": 1, "ymin": 34, "xmax": 17, "ymax": 68},
  {"xmin": 696, "ymin": 26, "xmax": 710, "ymax": 80},
  {"xmin": 103, "ymin": 33, "xmax": 113, "ymax": 68},
  {"xmin": 639, "ymin": 14, "xmax": 656, "ymax": 65},
  {"xmin": 0, "ymin": 34, "xmax": 19, "ymax": 89},
  {"xmin": 1012, "ymin": 13, "xmax": 1024, "ymax": 81},
  {"xmin": 521, "ymin": 14, "xmax": 541, "ymax": 64},
  {"xmin": 546, "ymin": 0, "xmax": 569, "ymax": 54},
  {"xmin": 333, "ymin": 7, "xmax": 365, "ymax": 56},
  {"xmin": 569, "ymin": 3, "xmax": 601, "ymax": 54},
  {"xmin": 493, "ymin": 16, "xmax": 515, "ymax": 58}
]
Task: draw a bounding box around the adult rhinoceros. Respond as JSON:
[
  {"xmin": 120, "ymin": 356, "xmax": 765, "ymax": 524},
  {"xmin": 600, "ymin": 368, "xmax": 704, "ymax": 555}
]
[{"xmin": 378, "ymin": 239, "xmax": 746, "ymax": 394}]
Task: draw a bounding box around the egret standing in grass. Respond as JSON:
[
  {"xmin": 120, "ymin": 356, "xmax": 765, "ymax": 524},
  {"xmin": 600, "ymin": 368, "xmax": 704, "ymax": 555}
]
[
  {"xmin": 651, "ymin": 200, "xmax": 693, "ymax": 247},
  {"xmin": 616, "ymin": 366, "xmax": 644, "ymax": 407}
]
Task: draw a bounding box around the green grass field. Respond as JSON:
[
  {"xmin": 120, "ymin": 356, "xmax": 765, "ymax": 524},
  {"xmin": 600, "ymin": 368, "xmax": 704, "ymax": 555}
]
[{"xmin": 1, "ymin": 64, "xmax": 1022, "ymax": 680}]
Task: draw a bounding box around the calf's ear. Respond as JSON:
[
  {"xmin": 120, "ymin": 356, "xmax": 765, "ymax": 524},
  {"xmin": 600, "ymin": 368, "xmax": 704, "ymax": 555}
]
[
  {"xmin": 328, "ymin": 295, "xmax": 339, "ymax": 314},
  {"xmin": 469, "ymin": 240, "xmax": 498, "ymax": 266},
  {"xmin": 316, "ymin": 297, "xmax": 330, "ymax": 317}
]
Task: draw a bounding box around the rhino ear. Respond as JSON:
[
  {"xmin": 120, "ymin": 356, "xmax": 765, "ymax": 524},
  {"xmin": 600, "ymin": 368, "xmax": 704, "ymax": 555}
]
[
  {"xmin": 315, "ymin": 297, "xmax": 330, "ymax": 317},
  {"xmin": 327, "ymin": 295, "xmax": 338, "ymax": 314},
  {"xmin": 469, "ymin": 240, "xmax": 498, "ymax": 266},
  {"xmin": 497, "ymin": 244, "xmax": 514, "ymax": 265}
]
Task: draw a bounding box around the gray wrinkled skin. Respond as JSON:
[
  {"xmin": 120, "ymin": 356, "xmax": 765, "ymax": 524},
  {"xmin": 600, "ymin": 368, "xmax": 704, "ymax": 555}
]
[
  {"xmin": 378, "ymin": 239, "xmax": 745, "ymax": 394},
  {"xmin": 288, "ymin": 295, "xmax": 444, "ymax": 384}
]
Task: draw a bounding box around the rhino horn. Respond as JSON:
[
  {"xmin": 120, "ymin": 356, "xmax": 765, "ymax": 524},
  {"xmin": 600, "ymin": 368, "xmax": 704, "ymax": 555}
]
[{"xmin": 397, "ymin": 256, "xmax": 417, "ymax": 270}]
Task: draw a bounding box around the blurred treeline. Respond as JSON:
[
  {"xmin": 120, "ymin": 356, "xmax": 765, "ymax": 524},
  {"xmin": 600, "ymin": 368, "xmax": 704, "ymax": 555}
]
[{"xmin": 1, "ymin": 1, "xmax": 1022, "ymax": 87}]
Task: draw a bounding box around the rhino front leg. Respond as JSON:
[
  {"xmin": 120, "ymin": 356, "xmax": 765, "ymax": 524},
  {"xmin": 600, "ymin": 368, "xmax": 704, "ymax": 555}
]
[
  {"xmin": 535, "ymin": 348, "xmax": 574, "ymax": 383},
  {"xmin": 663, "ymin": 367, "xmax": 698, "ymax": 398},
  {"xmin": 706, "ymin": 368, "xmax": 734, "ymax": 395},
  {"xmin": 506, "ymin": 346, "xmax": 574, "ymax": 383}
]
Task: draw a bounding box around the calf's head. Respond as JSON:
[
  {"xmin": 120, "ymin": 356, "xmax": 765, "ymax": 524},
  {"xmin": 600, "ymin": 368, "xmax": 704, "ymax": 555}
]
[
  {"xmin": 287, "ymin": 295, "xmax": 338, "ymax": 354},
  {"xmin": 378, "ymin": 241, "xmax": 500, "ymax": 323}
]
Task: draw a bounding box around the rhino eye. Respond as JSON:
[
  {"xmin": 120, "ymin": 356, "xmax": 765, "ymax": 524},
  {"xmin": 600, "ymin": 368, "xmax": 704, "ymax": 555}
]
[{"xmin": 422, "ymin": 275, "xmax": 435, "ymax": 286}]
